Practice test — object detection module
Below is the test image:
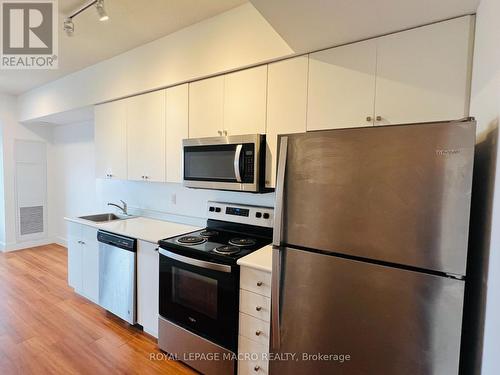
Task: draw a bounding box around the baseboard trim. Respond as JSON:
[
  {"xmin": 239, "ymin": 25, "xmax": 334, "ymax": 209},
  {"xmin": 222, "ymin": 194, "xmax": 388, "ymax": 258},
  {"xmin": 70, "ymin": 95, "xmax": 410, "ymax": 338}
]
[
  {"xmin": 55, "ymin": 236, "xmax": 68, "ymax": 248},
  {"xmin": 1, "ymin": 237, "xmax": 60, "ymax": 252}
]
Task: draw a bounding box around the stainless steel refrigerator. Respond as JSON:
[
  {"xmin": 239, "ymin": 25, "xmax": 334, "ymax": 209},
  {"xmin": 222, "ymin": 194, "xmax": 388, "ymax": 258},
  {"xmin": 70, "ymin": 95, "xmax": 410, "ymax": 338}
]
[{"xmin": 270, "ymin": 119, "xmax": 475, "ymax": 375}]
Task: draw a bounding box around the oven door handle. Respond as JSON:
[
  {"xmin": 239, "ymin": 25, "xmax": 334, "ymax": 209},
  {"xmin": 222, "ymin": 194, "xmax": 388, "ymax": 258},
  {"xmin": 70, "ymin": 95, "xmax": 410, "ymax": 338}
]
[
  {"xmin": 234, "ymin": 144, "xmax": 243, "ymax": 183},
  {"xmin": 159, "ymin": 248, "xmax": 232, "ymax": 273}
]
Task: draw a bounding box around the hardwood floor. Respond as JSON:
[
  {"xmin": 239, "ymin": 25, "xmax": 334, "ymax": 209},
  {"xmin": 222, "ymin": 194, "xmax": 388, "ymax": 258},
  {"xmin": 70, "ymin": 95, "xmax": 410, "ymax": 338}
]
[{"xmin": 0, "ymin": 244, "xmax": 196, "ymax": 375}]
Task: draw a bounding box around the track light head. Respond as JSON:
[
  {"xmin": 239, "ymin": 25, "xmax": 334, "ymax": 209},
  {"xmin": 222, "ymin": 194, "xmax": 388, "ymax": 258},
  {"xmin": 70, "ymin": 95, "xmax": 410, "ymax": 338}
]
[
  {"xmin": 96, "ymin": 0, "xmax": 109, "ymax": 22},
  {"xmin": 64, "ymin": 18, "xmax": 74, "ymax": 36}
]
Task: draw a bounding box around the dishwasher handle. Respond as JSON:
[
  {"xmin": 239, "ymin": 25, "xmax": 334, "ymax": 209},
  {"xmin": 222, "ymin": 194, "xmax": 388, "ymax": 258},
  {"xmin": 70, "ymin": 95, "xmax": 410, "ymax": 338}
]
[{"xmin": 97, "ymin": 230, "xmax": 136, "ymax": 252}]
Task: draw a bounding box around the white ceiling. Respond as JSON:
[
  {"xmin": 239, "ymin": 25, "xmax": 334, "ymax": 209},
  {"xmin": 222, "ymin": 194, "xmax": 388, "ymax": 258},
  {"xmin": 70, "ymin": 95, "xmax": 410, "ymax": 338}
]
[
  {"xmin": 250, "ymin": 0, "xmax": 480, "ymax": 53},
  {"xmin": 0, "ymin": 0, "xmax": 246, "ymax": 95},
  {"xmin": 1, "ymin": 0, "xmax": 481, "ymax": 97}
]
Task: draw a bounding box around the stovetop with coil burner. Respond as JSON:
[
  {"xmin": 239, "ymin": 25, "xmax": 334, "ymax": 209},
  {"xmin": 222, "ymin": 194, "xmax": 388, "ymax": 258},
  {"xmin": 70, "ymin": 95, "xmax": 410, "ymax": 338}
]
[{"xmin": 158, "ymin": 202, "xmax": 274, "ymax": 265}]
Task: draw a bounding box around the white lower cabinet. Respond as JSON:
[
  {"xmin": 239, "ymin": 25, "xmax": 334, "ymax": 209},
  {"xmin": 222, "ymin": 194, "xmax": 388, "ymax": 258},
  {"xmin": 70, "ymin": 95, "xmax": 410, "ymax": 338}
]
[
  {"xmin": 239, "ymin": 313, "xmax": 270, "ymax": 350},
  {"xmin": 238, "ymin": 335, "xmax": 269, "ymax": 375},
  {"xmin": 137, "ymin": 240, "xmax": 159, "ymax": 337},
  {"xmin": 238, "ymin": 265, "xmax": 272, "ymax": 375},
  {"xmin": 67, "ymin": 222, "xmax": 99, "ymax": 303},
  {"xmin": 67, "ymin": 224, "xmax": 160, "ymax": 338}
]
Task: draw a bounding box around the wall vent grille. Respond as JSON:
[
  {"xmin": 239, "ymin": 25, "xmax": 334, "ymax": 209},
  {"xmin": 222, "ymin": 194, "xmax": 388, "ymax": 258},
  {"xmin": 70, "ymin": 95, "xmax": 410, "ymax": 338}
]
[{"xmin": 19, "ymin": 206, "xmax": 44, "ymax": 235}]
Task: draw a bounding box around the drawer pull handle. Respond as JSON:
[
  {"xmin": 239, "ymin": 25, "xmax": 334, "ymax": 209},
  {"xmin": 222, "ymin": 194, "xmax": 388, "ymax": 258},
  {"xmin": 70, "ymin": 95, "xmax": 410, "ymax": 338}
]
[
  {"xmin": 254, "ymin": 365, "xmax": 260, "ymax": 372},
  {"xmin": 255, "ymin": 306, "xmax": 262, "ymax": 312},
  {"xmin": 255, "ymin": 330, "xmax": 262, "ymax": 336},
  {"xmin": 256, "ymin": 281, "xmax": 263, "ymax": 287}
]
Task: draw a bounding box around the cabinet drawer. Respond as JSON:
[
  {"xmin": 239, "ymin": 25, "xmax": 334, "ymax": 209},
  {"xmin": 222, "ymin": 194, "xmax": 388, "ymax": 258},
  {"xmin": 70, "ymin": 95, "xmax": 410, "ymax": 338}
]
[
  {"xmin": 238, "ymin": 335, "xmax": 269, "ymax": 375},
  {"xmin": 239, "ymin": 313, "xmax": 270, "ymax": 350},
  {"xmin": 240, "ymin": 290, "xmax": 271, "ymax": 322},
  {"xmin": 240, "ymin": 267, "xmax": 271, "ymax": 297}
]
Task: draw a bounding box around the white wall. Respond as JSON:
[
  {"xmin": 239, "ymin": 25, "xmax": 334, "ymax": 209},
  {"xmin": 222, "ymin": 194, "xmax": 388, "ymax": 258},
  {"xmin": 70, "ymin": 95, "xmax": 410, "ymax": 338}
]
[
  {"xmin": 468, "ymin": 0, "xmax": 500, "ymax": 373},
  {"xmin": 0, "ymin": 94, "xmax": 53, "ymax": 251},
  {"xmin": 50, "ymin": 121, "xmax": 99, "ymax": 244},
  {"xmin": 18, "ymin": 3, "xmax": 293, "ymax": 122}
]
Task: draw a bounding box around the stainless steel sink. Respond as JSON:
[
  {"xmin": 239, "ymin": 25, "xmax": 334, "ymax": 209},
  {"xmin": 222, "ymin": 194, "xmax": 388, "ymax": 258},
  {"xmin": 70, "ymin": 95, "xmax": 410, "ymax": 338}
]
[{"xmin": 78, "ymin": 213, "xmax": 130, "ymax": 222}]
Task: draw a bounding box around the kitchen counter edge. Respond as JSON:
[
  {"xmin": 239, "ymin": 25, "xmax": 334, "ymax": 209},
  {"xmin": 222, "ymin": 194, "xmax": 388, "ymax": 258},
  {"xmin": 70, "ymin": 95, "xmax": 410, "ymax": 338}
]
[
  {"xmin": 237, "ymin": 245, "xmax": 272, "ymax": 273},
  {"xmin": 64, "ymin": 216, "xmax": 202, "ymax": 244}
]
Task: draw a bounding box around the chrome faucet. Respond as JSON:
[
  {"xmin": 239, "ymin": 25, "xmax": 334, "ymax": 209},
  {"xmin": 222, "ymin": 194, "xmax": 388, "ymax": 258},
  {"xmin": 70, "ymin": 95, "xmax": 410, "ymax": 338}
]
[{"xmin": 107, "ymin": 200, "xmax": 128, "ymax": 215}]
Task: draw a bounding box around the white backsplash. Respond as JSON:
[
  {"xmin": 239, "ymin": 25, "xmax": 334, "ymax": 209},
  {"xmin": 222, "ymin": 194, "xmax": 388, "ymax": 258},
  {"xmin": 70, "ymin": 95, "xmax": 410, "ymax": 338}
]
[{"xmin": 96, "ymin": 178, "xmax": 276, "ymax": 226}]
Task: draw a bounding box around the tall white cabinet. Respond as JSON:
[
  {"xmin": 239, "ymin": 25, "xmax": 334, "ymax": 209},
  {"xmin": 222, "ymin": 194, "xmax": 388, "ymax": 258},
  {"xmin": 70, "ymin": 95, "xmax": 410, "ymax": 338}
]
[
  {"xmin": 265, "ymin": 56, "xmax": 308, "ymax": 188},
  {"xmin": 95, "ymin": 100, "xmax": 127, "ymax": 179},
  {"xmin": 224, "ymin": 66, "xmax": 268, "ymax": 136},
  {"xmin": 307, "ymin": 40, "xmax": 377, "ymax": 130},
  {"xmin": 374, "ymin": 16, "xmax": 473, "ymax": 125},
  {"xmin": 189, "ymin": 76, "xmax": 225, "ymax": 138},
  {"xmin": 126, "ymin": 90, "xmax": 166, "ymax": 182},
  {"xmin": 166, "ymin": 84, "xmax": 189, "ymax": 183},
  {"xmin": 137, "ymin": 240, "xmax": 159, "ymax": 337},
  {"xmin": 189, "ymin": 66, "xmax": 268, "ymax": 138}
]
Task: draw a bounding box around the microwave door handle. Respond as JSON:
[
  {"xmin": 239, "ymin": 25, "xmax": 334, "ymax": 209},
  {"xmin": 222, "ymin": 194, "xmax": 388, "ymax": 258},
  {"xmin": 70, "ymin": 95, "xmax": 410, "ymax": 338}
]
[
  {"xmin": 234, "ymin": 144, "xmax": 243, "ymax": 182},
  {"xmin": 158, "ymin": 248, "xmax": 232, "ymax": 273}
]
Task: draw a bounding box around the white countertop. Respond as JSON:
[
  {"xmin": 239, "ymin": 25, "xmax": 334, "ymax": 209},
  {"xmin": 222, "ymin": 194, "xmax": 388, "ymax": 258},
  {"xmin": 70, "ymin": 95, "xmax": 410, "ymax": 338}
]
[
  {"xmin": 237, "ymin": 245, "xmax": 273, "ymax": 273},
  {"xmin": 65, "ymin": 216, "xmax": 202, "ymax": 244}
]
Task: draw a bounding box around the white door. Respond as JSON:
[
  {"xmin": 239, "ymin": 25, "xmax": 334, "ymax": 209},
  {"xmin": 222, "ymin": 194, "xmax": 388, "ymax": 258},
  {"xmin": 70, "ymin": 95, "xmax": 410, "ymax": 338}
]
[
  {"xmin": 81, "ymin": 225, "xmax": 99, "ymax": 303},
  {"xmin": 189, "ymin": 76, "xmax": 224, "ymax": 138},
  {"xmin": 127, "ymin": 90, "xmax": 166, "ymax": 182},
  {"xmin": 266, "ymin": 56, "xmax": 308, "ymax": 188},
  {"xmin": 307, "ymin": 39, "xmax": 377, "ymax": 130},
  {"xmin": 166, "ymin": 84, "xmax": 189, "ymax": 183},
  {"xmin": 137, "ymin": 241, "xmax": 159, "ymax": 337},
  {"xmin": 224, "ymin": 66, "xmax": 268, "ymax": 136},
  {"xmin": 374, "ymin": 16, "xmax": 473, "ymax": 125},
  {"xmin": 67, "ymin": 222, "xmax": 83, "ymax": 292},
  {"xmin": 95, "ymin": 101, "xmax": 127, "ymax": 179}
]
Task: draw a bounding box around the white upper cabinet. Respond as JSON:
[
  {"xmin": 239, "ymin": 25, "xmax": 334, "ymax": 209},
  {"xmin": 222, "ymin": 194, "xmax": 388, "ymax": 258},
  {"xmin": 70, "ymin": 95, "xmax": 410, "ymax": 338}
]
[
  {"xmin": 166, "ymin": 84, "xmax": 189, "ymax": 183},
  {"xmin": 95, "ymin": 100, "xmax": 127, "ymax": 179},
  {"xmin": 224, "ymin": 66, "xmax": 268, "ymax": 136},
  {"xmin": 127, "ymin": 90, "xmax": 166, "ymax": 182},
  {"xmin": 307, "ymin": 39, "xmax": 377, "ymax": 130},
  {"xmin": 374, "ymin": 16, "xmax": 473, "ymax": 125},
  {"xmin": 266, "ymin": 56, "xmax": 308, "ymax": 188},
  {"xmin": 189, "ymin": 76, "xmax": 224, "ymax": 138}
]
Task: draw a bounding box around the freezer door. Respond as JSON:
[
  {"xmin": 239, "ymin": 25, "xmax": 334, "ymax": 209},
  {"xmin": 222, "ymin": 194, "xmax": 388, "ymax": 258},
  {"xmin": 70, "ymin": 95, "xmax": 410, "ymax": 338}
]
[
  {"xmin": 270, "ymin": 247, "xmax": 464, "ymax": 375},
  {"xmin": 277, "ymin": 120, "xmax": 475, "ymax": 275}
]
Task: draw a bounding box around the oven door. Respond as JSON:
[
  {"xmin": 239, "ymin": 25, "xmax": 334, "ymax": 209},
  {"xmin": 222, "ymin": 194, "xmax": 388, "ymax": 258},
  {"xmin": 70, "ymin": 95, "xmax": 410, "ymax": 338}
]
[
  {"xmin": 158, "ymin": 248, "xmax": 239, "ymax": 351},
  {"xmin": 182, "ymin": 134, "xmax": 262, "ymax": 192}
]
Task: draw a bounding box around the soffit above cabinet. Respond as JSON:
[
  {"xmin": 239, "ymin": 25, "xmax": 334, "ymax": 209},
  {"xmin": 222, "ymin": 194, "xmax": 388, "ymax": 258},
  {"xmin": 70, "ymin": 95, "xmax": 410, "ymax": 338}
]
[{"xmin": 250, "ymin": 0, "xmax": 479, "ymax": 52}]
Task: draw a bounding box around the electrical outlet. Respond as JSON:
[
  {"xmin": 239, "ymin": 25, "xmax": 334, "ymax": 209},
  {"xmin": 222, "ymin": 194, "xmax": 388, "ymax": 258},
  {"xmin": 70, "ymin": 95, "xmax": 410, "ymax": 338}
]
[{"xmin": 170, "ymin": 193, "xmax": 177, "ymax": 205}]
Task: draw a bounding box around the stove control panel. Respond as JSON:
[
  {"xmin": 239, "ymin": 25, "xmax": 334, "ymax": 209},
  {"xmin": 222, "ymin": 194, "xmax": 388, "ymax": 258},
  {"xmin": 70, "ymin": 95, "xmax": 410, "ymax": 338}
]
[{"xmin": 207, "ymin": 201, "xmax": 274, "ymax": 228}]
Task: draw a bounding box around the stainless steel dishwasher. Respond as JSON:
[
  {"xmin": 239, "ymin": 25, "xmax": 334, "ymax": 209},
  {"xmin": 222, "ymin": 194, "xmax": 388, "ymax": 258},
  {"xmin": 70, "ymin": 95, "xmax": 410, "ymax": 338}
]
[{"xmin": 97, "ymin": 230, "xmax": 137, "ymax": 324}]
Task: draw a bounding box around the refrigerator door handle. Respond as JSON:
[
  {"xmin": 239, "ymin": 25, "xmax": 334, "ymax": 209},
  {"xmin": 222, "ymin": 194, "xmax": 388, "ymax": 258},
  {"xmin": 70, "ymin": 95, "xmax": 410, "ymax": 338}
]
[
  {"xmin": 273, "ymin": 136, "xmax": 288, "ymax": 247},
  {"xmin": 271, "ymin": 136, "xmax": 288, "ymax": 352},
  {"xmin": 271, "ymin": 247, "xmax": 282, "ymax": 351}
]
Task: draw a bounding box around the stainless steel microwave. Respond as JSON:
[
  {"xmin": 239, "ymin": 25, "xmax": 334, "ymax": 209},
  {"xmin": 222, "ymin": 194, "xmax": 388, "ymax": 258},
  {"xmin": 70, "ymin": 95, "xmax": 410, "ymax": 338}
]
[{"xmin": 182, "ymin": 134, "xmax": 266, "ymax": 193}]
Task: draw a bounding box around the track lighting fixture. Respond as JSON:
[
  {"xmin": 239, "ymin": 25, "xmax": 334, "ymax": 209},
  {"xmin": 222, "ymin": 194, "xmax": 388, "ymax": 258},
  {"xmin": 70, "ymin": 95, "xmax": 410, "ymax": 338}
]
[
  {"xmin": 64, "ymin": 0, "xmax": 109, "ymax": 36},
  {"xmin": 96, "ymin": 0, "xmax": 109, "ymax": 22},
  {"xmin": 63, "ymin": 18, "xmax": 75, "ymax": 36}
]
